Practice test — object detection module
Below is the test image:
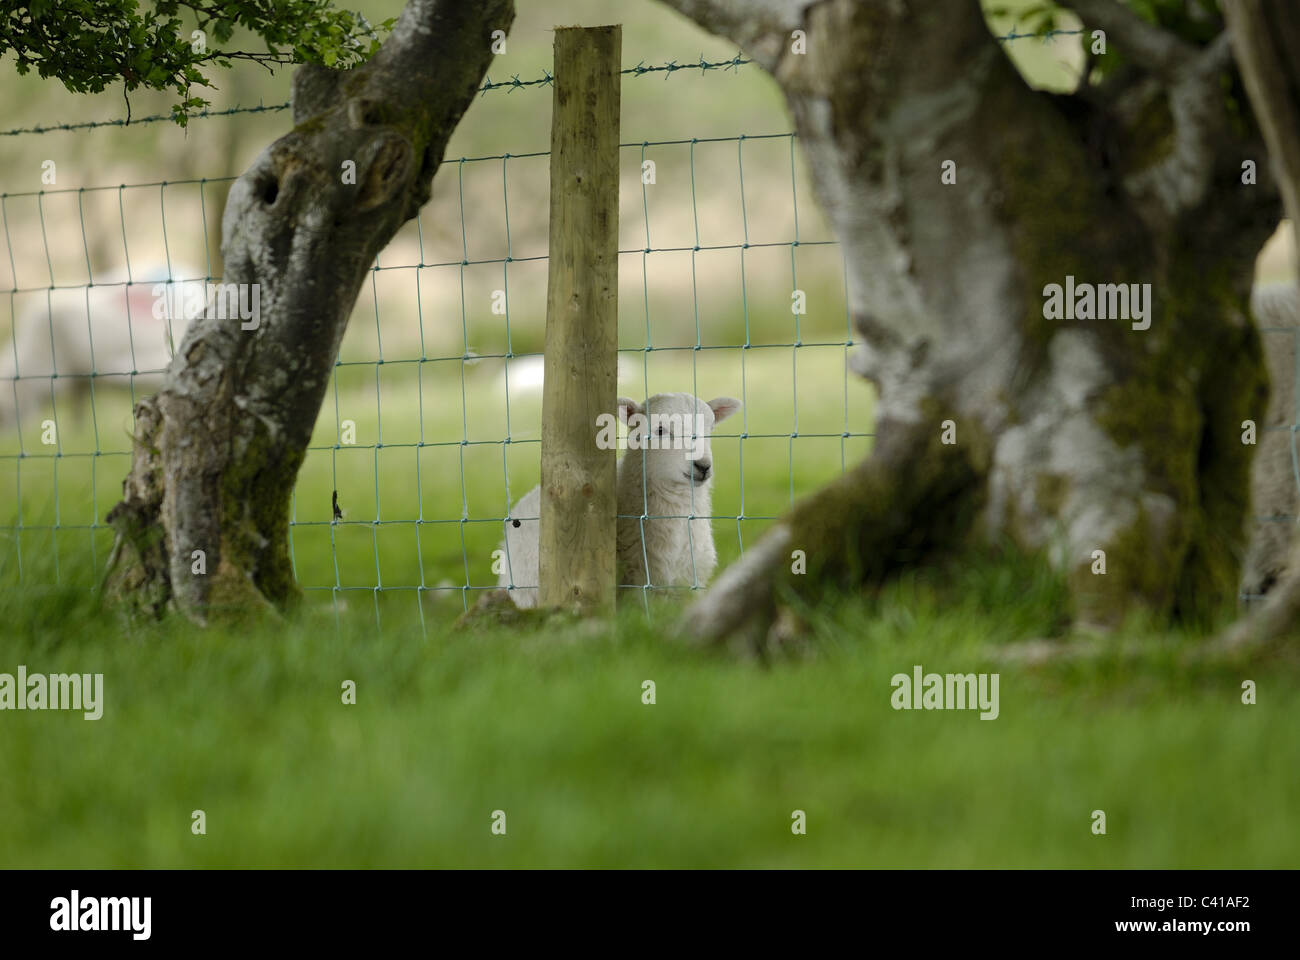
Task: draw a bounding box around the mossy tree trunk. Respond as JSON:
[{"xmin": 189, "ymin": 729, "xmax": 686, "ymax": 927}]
[
  {"xmin": 1216, "ymin": 0, "xmax": 1300, "ymax": 651},
  {"xmin": 104, "ymin": 0, "xmax": 516, "ymax": 622},
  {"xmin": 657, "ymin": 0, "xmax": 1283, "ymax": 642}
]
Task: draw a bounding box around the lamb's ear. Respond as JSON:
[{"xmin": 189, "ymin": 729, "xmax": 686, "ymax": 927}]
[
  {"xmin": 707, "ymin": 396, "xmax": 741, "ymax": 423},
  {"xmin": 617, "ymin": 397, "xmax": 642, "ymax": 423}
]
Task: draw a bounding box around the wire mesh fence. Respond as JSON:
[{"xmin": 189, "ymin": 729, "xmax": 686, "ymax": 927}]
[
  {"xmin": 4, "ymin": 27, "xmax": 1283, "ymax": 626},
  {"xmin": 0, "ymin": 52, "xmax": 870, "ymax": 629}
]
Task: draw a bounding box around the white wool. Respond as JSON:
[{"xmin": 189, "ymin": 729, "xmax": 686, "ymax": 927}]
[
  {"xmin": 499, "ymin": 484, "xmax": 543, "ymax": 608},
  {"xmin": 498, "ymin": 391, "xmax": 740, "ymax": 608}
]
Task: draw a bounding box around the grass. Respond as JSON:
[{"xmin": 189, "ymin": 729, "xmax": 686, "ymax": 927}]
[
  {"xmin": 2, "ymin": 339, "xmax": 1299, "ymax": 869},
  {"xmin": 1, "ymin": 541, "xmax": 1298, "ymax": 868}
]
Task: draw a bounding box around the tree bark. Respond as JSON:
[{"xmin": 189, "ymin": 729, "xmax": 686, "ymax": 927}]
[
  {"xmin": 656, "ymin": 0, "xmax": 1283, "ymax": 643},
  {"xmin": 1224, "ymin": 0, "xmax": 1300, "ymax": 280},
  {"xmin": 1214, "ymin": 0, "xmax": 1300, "ymax": 652},
  {"xmin": 104, "ymin": 0, "xmax": 515, "ymax": 622}
]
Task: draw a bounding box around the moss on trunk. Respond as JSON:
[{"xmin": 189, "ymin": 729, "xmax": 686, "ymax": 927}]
[{"xmin": 773, "ymin": 406, "xmax": 992, "ymax": 608}]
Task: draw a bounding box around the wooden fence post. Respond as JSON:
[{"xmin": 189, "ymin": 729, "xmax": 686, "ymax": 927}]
[{"xmin": 539, "ymin": 24, "xmax": 621, "ymax": 615}]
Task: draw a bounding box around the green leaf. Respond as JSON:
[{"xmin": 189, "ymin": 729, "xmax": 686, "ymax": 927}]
[{"xmin": 0, "ymin": 0, "xmax": 396, "ymax": 124}]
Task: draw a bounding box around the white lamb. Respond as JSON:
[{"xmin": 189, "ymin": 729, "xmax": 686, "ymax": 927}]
[{"xmin": 498, "ymin": 392, "xmax": 740, "ymax": 608}]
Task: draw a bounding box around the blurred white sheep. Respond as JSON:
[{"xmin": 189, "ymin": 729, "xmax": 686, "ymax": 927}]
[{"xmin": 0, "ymin": 265, "xmax": 196, "ymax": 428}]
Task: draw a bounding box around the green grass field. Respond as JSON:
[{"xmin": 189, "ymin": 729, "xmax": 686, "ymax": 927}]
[
  {"xmin": 2, "ymin": 345, "xmax": 1299, "ymax": 868},
  {"xmin": 2, "ymin": 539, "xmax": 1298, "ymax": 868}
]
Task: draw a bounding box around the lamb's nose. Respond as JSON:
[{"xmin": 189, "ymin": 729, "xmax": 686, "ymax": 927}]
[{"xmin": 693, "ymin": 459, "xmax": 712, "ymax": 481}]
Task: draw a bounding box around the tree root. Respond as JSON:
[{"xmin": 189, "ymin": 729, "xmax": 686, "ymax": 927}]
[
  {"xmin": 1202, "ymin": 568, "xmax": 1300, "ymax": 659},
  {"xmin": 682, "ymin": 411, "xmax": 989, "ymax": 645}
]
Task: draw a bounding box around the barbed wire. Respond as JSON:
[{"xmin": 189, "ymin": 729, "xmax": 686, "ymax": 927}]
[
  {"xmin": 0, "ymin": 55, "xmax": 752, "ymax": 138},
  {"xmin": 0, "ymin": 28, "xmax": 1078, "ymax": 139},
  {"xmin": 996, "ymin": 28, "xmax": 1084, "ymax": 43},
  {"xmin": 0, "ymin": 101, "xmax": 292, "ymax": 138}
]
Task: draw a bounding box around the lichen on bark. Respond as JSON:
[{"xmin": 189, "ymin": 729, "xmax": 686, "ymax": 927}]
[{"xmin": 658, "ymin": 0, "xmax": 1283, "ymax": 644}]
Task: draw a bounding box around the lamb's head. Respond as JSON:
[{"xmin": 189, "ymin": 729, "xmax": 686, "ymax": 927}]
[{"xmin": 616, "ymin": 392, "xmax": 740, "ymax": 492}]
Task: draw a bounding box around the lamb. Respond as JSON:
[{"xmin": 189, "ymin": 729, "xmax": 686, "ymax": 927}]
[
  {"xmin": 0, "ymin": 268, "xmax": 192, "ymax": 429},
  {"xmin": 498, "ymin": 391, "xmax": 740, "ymax": 608}
]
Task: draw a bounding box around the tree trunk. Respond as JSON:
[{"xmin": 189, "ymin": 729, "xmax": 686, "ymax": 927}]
[
  {"xmin": 656, "ymin": 0, "xmax": 1283, "ymax": 642},
  {"xmin": 1224, "ymin": 0, "xmax": 1300, "ymax": 280},
  {"xmin": 104, "ymin": 0, "xmax": 516, "ymax": 622},
  {"xmin": 1215, "ymin": 0, "xmax": 1300, "ymax": 651}
]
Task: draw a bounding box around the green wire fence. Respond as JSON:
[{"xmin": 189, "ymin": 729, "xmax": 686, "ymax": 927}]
[
  {"xmin": 0, "ymin": 64, "xmax": 861, "ymax": 629},
  {"xmin": 17, "ymin": 30, "xmax": 1227, "ymax": 628}
]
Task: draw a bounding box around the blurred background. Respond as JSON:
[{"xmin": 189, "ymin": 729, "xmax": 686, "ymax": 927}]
[{"xmin": 0, "ymin": 0, "xmax": 1293, "ymax": 624}]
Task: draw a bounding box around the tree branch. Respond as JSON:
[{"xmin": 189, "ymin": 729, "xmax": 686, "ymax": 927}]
[
  {"xmin": 1066, "ymin": 0, "xmax": 1198, "ymax": 77},
  {"xmin": 1224, "ymin": 0, "xmax": 1300, "ymax": 278},
  {"xmin": 1146, "ymin": 31, "xmax": 1235, "ymax": 216},
  {"xmin": 1065, "ymin": 2, "xmax": 1242, "ymax": 224},
  {"xmin": 656, "ymin": 0, "xmax": 816, "ymax": 71},
  {"xmin": 371, "ymin": 0, "xmax": 511, "ymax": 99},
  {"xmin": 1105, "ymin": 29, "xmax": 1239, "ymax": 226}
]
